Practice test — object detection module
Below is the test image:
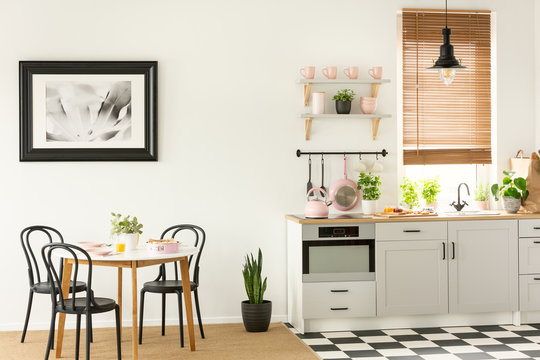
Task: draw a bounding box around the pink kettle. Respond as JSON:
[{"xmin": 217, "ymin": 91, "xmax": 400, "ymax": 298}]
[{"xmin": 305, "ymin": 187, "xmax": 332, "ymax": 218}]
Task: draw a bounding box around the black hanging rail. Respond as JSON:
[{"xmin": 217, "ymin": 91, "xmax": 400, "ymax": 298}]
[{"xmin": 296, "ymin": 149, "xmax": 388, "ymax": 158}]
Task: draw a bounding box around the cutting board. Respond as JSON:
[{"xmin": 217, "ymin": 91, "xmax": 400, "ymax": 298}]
[{"xmin": 372, "ymin": 212, "xmax": 439, "ymax": 218}]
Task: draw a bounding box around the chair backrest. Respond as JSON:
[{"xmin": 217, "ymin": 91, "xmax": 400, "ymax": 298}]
[
  {"xmin": 41, "ymin": 243, "xmax": 93, "ymax": 312},
  {"xmin": 160, "ymin": 224, "xmax": 206, "ymax": 285},
  {"xmin": 20, "ymin": 226, "xmax": 64, "ymax": 287}
]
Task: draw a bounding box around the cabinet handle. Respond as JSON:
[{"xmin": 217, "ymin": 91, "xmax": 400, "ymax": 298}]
[
  {"xmin": 534, "ymin": 227, "xmax": 540, "ymax": 230},
  {"xmin": 534, "ymin": 278, "xmax": 540, "ymax": 281},
  {"xmin": 330, "ymin": 289, "xmax": 349, "ymax": 293},
  {"xmin": 452, "ymin": 242, "xmax": 456, "ymax": 259},
  {"xmin": 442, "ymin": 242, "xmax": 446, "ymax": 260},
  {"xmin": 403, "ymin": 230, "xmax": 421, "ymax": 233},
  {"xmin": 534, "ymin": 241, "xmax": 540, "ymax": 244},
  {"xmin": 330, "ymin": 307, "xmax": 349, "ymax": 311}
]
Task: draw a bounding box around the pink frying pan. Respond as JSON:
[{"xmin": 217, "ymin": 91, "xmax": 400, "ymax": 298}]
[{"xmin": 329, "ymin": 156, "xmax": 360, "ymax": 211}]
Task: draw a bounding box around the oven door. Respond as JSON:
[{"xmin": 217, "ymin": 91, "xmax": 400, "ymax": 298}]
[{"xmin": 302, "ymin": 239, "xmax": 375, "ymax": 282}]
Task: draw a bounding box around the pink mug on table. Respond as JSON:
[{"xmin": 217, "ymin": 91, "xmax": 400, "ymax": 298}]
[
  {"xmin": 300, "ymin": 66, "xmax": 315, "ymax": 79},
  {"xmin": 368, "ymin": 66, "xmax": 383, "ymax": 79},
  {"xmin": 344, "ymin": 66, "xmax": 358, "ymax": 79},
  {"xmin": 322, "ymin": 66, "xmax": 337, "ymax": 79}
]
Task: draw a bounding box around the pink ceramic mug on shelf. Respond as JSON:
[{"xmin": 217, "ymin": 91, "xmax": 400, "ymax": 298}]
[
  {"xmin": 344, "ymin": 66, "xmax": 358, "ymax": 79},
  {"xmin": 322, "ymin": 66, "xmax": 337, "ymax": 79},
  {"xmin": 360, "ymin": 96, "xmax": 377, "ymax": 114},
  {"xmin": 300, "ymin": 66, "xmax": 315, "ymax": 79},
  {"xmin": 368, "ymin": 66, "xmax": 383, "ymax": 79}
]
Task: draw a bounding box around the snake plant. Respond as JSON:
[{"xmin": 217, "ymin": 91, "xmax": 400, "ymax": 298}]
[{"xmin": 242, "ymin": 249, "xmax": 267, "ymax": 304}]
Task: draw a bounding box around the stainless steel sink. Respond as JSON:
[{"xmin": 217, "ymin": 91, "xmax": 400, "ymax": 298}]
[{"xmin": 440, "ymin": 210, "xmax": 500, "ymax": 217}]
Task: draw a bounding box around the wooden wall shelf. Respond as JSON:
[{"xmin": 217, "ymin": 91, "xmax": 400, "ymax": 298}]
[{"xmin": 300, "ymin": 114, "xmax": 391, "ymax": 141}]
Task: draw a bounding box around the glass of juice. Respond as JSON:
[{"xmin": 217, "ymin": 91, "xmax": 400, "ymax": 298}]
[{"xmin": 116, "ymin": 238, "xmax": 126, "ymax": 253}]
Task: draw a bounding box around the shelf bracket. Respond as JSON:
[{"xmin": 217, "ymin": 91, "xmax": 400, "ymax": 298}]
[
  {"xmin": 371, "ymin": 83, "xmax": 381, "ymax": 98},
  {"xmin": 371, "ymin": 117, "xmax": 381, "ymax": 140},
  {"xmin": 304, "ymin": 118, "xmax": 312, "ymax": 140},
  {"xmin": 303, "ymin": 83, "xmax": 312, "ymax": 106}
]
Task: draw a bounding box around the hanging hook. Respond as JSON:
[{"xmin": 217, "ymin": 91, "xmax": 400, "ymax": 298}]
[
  {"xmin": 359, "ymin": 153, "xmax": 362, "ymax": 160},
  {"xmin": 376, "ymin": 154, "xmax": 379, "ymax": 160}
]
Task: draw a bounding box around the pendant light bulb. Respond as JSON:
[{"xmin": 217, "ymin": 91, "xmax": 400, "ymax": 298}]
[{"xmin": 439, "ymin": 68, "xmax": 456, "ymax": 85}]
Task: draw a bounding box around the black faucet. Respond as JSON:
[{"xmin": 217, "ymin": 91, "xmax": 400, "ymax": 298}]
[{"xmin": 450, "ymin": 183, "xmax": 470, "ymax": 211}]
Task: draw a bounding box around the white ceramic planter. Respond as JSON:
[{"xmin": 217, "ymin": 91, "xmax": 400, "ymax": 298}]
[
  {"xmin": 362, "ymin": 199, "xmax": 377, "ymax": 215},
  {"xmin": 118, "ymin": 233, "xmax": 139, "ymax": 251},
  {"xmin": 502, "ymin": 196, "xmax": 521, "ymax": 214}
]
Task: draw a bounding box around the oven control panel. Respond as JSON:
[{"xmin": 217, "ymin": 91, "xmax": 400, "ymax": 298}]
[{"xmin": 319, "ymin": 226, "xmax": 359, "ymax": 238}]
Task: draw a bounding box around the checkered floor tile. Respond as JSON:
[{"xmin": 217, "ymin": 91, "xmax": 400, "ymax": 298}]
[{"xmin": 285, "ymin": 323, "xmax": 540, "ymax": 360}]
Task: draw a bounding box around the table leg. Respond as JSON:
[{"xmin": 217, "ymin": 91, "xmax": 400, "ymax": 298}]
[
  {"xmin": 55, "ymin": 259, "xmax": 72, "ymax": 358},
  {"xmin": 179, "ymin": 257, "xmax": 196, "ymax": 351},
  {"xmin": 118, "ymin": 267, "xmax": 122, "ymax": 339},
  {"xmin": 131, "ymin": 261, "xmax": 138, "ymax": 360}
]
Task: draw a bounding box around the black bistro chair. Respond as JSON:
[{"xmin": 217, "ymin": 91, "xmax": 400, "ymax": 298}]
[
  {"xmin": 139, "ymin": 224, "xmax": 206, "ymax": 347},
  {"xmin": 41, "ymin": 243, "xmax": 121, "ymax": 360},
  {"xmin": 20, "ymin": 226, "xmax": 87, "ymax": 345}
]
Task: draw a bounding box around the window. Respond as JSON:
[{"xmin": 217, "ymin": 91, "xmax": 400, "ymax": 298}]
[{"xmin": 402, "ymin": 9, "xmax": 492, "ymax": 165}]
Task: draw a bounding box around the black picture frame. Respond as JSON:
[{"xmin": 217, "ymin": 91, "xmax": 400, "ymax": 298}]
[{"xmin": 19, "ymin": 61, "xmax": 157, "ymax": 161}]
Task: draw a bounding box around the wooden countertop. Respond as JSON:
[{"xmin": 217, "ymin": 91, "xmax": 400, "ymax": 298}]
[{"xmin": 285, "ymin": 212, "xmax": 540, "ymax": 224}]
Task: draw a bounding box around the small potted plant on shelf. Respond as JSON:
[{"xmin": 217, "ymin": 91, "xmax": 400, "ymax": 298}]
[
  {"xmin": 474, "ymin": 183, "xmax": 490, "ymax": 210},
  {"xmin": 110, "ymin": 212, "xmax": 143, "ymax": 251},
  {"xmin": 421, "ymin": 177, "xmax": 441, "ymax": 210},
  {"xmin": 400, "ymin": 177, "xmax": 419, "ymax": 209},
  {"xmin": 241, "ymin": 248, "xmax": 271, "ymax": 332},
  {"xmin": 333, "ymin": 89, "xmax": 355, "ymax": 114},
  {"xmin": 357, "ymin": 172, "xmax": 381, "ymax": 215},
  {"xmin": 491, "ymin": 170, "xmax": 528, "ymax": 213}
]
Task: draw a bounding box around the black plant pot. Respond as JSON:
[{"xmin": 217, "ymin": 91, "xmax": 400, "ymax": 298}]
[
  {"xmin": 241, "ymin": 300, "xmax": 272, "ymax": 332},
  {"xmin": 335, "ymin": 100, "xmax": 351, "ymax": 114}
]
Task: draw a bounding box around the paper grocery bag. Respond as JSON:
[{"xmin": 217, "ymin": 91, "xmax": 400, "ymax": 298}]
[
  {"xmin": 523, "ymin": 153, "xmax": 540, "ymax": 213},
  {"xmin": 510, "ymin": 149, "xmax": 531, "ymax": 179}
]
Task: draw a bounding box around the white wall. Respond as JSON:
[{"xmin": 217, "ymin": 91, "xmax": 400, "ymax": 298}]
[{"xmin": 0, "ymin": 0, "xmax": 536, "ymax": 330}]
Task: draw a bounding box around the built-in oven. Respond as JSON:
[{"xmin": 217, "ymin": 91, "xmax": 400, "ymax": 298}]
[{"xmin": 302, "ymin": 223, "xmax": 375, "ymax": 282}]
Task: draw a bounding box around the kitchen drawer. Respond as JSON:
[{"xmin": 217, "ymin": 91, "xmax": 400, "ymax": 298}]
[
  {"xmin": 376, "ymin": 221, "xmax": 447, "ymax": 241},
  {"xmin": 302, "ymin": 281, "xmax": 376, "ymax": 319},
  {"xmin": 519, "ymin": 220, "xmax": 540, "ymax": 238},
  {"xmin": 520, "ymin": 275, "xmax": 540, "ymax": 311},
  {"xmin": 519, "ymin": 238, "xmax": 540, "ymax": 274}
]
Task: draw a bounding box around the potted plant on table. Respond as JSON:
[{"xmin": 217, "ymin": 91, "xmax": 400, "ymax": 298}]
[
  {"xmin": 241, "ymin": 248, "xmax": 271, "ymax": 332},
  {"xmin": 110, "ymin": 212, "xmax": 143, "ymax": 251},
  {"xmin": 357, "ymin": 172, "xmax": 381, "ymax": 215},
  {"xmin": 333, "ymin": 89, "xmax": 355, "ymax": 114},
  {"xmin": 491, "ymin": 170, "xmax": 528, "ymax": 213},
  {"xmin": 474, "ymin": 183, "xmax": 490, "ymax": 210},
  {"xmin": 400, "ymin": 177, "xmax": 420, "ymax": 209},
  {"xmin": 421, "ymin": 177, "xmax": 441, "ymax": 210}
]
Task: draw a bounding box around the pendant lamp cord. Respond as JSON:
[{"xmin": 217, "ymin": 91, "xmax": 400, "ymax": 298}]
[{"xmin": 445, "ymin": 0, "xmax": 448, "ymax": 28}]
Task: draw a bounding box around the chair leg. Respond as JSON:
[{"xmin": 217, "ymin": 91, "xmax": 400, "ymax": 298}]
[
  {"xmin": 21, "ymin": 290, "xmax": 34, "ymax": 343},
  {"xmin": 44, "ymin": 309, "xmax": 55, "ymax": 360},
  {"xmin": 75, "ymin": 314, "xmax": 81, "ymax": 360},
  {"xmin": 194, "ymin": 289, "xmax": 205, "ymax": 339},
  {"xmin": 85, "ymin": 312, "xmax": 91, "ymax": 360},
  {"xmin": 115, "ymin": 305, "xmax": 122, "ymax": 360},
  {"xmin": 139, "ymin": 290, "xmax": 146, "ymax": 344},
  {"xmin": 89, "ymin": 314, "xmax": 93, "ymax": 343},
  {"xmin": 161, "ymin": 293, "xmax": 166, "ymax": 336},
  {"xmin": 176, "ymin": 291, "xmax": 184, "ymax": 348}
]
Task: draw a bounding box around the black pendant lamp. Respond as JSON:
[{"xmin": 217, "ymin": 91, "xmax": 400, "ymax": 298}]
[{"xmin": 426, "ymin": 0, "xmax": 467, "ymax": 85}]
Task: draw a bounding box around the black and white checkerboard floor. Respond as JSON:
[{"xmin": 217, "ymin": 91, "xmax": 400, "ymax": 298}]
[{"xmin": 286, "ymin": 323, "xmax": 540, "ymax": 359}]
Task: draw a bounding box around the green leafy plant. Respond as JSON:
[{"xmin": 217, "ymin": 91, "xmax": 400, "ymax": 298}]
[
  {"xmin": 242, "ymin": 249, "xmax": 267, "ymax": 304},
  {"xmin": 421, "ymin": 177, "xmax": 440, "ymax": 204},
  {"xmin": 400, "ymin": 177, "xmax": 420, "ymax": 209},
  {"xmin": 491, "ymin": 170, "xmax": 529, "ymax": 201},
  {"xmin": 332, "ymin": 89, "xmax": 355, "ymax": 102},
  {"xmin": 357, "ymin": 172, "xmax": 381, "ymax": 200},
  {"xmin": 110, "ymin": 212, "xmax": 143, "ymax": 235},
  {"xmin": 474, "ymin": 183, "xmax": 490, "ymax": 201}
]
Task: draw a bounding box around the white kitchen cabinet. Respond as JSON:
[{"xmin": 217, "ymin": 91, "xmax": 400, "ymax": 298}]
[
  {"xmin": 519, "ymin": 275, "xmax": 540, "ymax": 311},
  {"xmin": 519, "ymin": 238, "xmax": 540, "ymax": 274},
  {"xmin": 376, "ymin": 239, "xmax": 448, "ymax": 316},
  {"xmin": 448, "ymin": 220, "xmax": 518, "ymax": 313}
]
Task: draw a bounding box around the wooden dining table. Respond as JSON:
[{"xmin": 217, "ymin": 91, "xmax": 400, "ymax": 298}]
[{"xmin": 55, "ymin": 246, "xmax": 199, "ymax": 360}]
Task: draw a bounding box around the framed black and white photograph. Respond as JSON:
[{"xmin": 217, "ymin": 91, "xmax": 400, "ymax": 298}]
[{"xmin": 19, "ymin": 61, "xmax": 157, "ymax": 161}]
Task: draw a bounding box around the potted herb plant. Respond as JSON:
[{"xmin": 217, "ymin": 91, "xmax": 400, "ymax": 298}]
[
  {"xmin": 333, "ymin": 89, "xmax": 355, "ymax": 114},
  {"xmin": 474, "ymin": 183, "xmax": 490, "ymax": 210},
  {"xmin": 110, "ymin": 212, "xmax": 143, "ymax": 251},
  {"xmin": 400, "ymin": 177, "xmax": 420, "ymax": 209},
  {"xmin": 421, "ymin": 177, "xmax": 441, "ymax": 209},
  {"xmin": 241, "ymin": 248, "xmax": 271, "ymax": 332},
  {"xmin": 491, "ymin": 170, "xmax": 529, "ymax": 213},
  {"xmin": 357, "ymin": 172, "xmax": 381, "ymax": 215}
]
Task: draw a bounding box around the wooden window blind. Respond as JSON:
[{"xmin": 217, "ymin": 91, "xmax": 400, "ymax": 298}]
[{"xmin": 402, "ymin": 9, "xmax": 492, "ymax": 165}]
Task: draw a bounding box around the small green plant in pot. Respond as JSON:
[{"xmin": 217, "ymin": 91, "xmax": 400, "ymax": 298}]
[
  {"xmin": 491, "ymin": 170, "xmax": 528, "ymax": 213},
  {"xmin": 357, "ymin": 172, "xmax": 381, "ymax": 215},
  {"xmin": 421, "ymin": 177, "xmax": 441, "ymax": 209},
  {"xmin": 333, "ymin": 89, "xmax": 355, "ymax": 114},
  {"xmin": 400, "ymin": 177, "xmax": 420, "ymax": 209},
  {"xmin": 241, "ymin": 248, "xmax": 271, "ymax": 332},
  {"xmin": 110, "ymin": 212, "xmax": 143, "ymax": 251},
  {"xmin": 474, "ymin": 183, "xmax": 490, "ymax": 210}
]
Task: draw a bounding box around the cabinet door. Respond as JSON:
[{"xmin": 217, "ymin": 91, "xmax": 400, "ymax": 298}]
[
  {"xmin": 376, "ymin": 240, "xmax": 448, "ymax": 316},
  {"xmin": 448, "ymin": 220, "xmax": 518, "ymax": 313}
]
